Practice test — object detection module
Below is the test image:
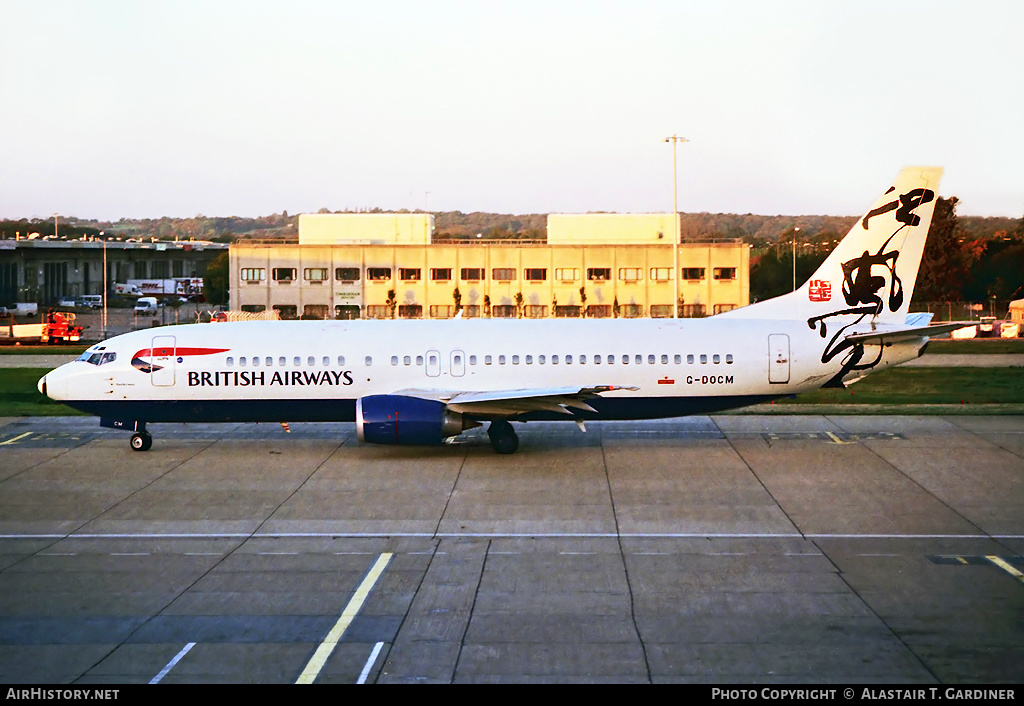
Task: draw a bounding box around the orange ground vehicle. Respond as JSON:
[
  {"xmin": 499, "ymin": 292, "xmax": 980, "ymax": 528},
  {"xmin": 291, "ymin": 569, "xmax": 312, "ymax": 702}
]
[{"xmin": 44, "ymin": 310, "xmax": 84, "ymax": 344}]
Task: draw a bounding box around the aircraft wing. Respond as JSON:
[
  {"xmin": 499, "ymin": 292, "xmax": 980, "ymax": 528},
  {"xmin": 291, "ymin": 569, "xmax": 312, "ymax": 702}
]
[
  {"xmin": 393, "ymin": 385, "xmax": 638, "ymax": 417},
  {"xmin": 844, "ymin": 322, "xmax": 974, "ymax": 344}
]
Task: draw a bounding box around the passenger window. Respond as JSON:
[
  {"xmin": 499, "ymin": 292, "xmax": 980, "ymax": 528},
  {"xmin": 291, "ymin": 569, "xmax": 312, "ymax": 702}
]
[
  {"xmin": 404, "ymin": 355, "xmax": 411, "ymax": 365},
  {"xmin": 726, "ymin": 354, "xmax": 734, "ymax": 364},
  {"xmin": 485, "ymin": 355, "xmax": 492, "ymax": 365},
  {"xmin": 266, "ymin": 357, "xmax": 273, "ymax": 366},
  {"xmin": 337, "ymin": 356, "xmax": 346, "ymax": 366},
  {"xmin": 622, "ymin": 355, "xmax": 629, "ymax": 364},
  {"xmin": 469, "ymin": 355, "xmax": 477, "ymax": 365},
  {"xmin": 700, "ymin": 354, "xmax": 708, "ymax": 364},
  {"xmin": 307, "ymin": 356, "xmax": 315, "ymax": 366},
  {"xmin": 323, "ymin": 356, "xmax": 330, "ymax": 366},
  {"xmin": 687, "ymin": 354, "xmax": 694, "ymax": 364},
  {"xmin": 365, "ymin": 356, "xmax": 373, "ymax": 366},
  {"xmin": 391, "ymin": 356, "xmax": 398, "ymax": 366},
  {"xmin": 649, "ymin": 355, "xmax": 656, "ymax": 365},
  {"xmin": 279, "ymin": 357, "xmax": 286, "ymax": 366},
  {"xmin": 608, "ymin": 355, "xmax": 614, "ymax": 364},
  {"xmin": 416, "ymin": 355, "xmax": 424, "ymax": 365},
  {"xmin": 594, "ymin": 355, "xmax": 601, "ymax": 365},
  {"xmin": 252, "ymin": 357, "xmax": 259, "ymax": 367},
  {"xmin": 713, "ymin": 354, "xmax": 720, "ymax": 364},
  {"xmin": 499, "ymin": 355, "xmax": 506, "ymax": 365},
  {"xmin": 512, "ymin": 355, "xmax": 520, "ymax": 365},
  {"xmin": 660, "ymin": 355, "xmax": 667, "ymax": 364},
  {"xmin": 636, "ymin": 355, "xmax": 643, "ymax": 364},
  {"xmin": 525, "ymin": 355, "xmax": 532, "ymax": 365},
  {"xmin": 538, "ymin": 355, "xmax": 545, "ymax": 365},
  {"xmin": 674, "ymin": 354, "xmax": 681, "ymax": 364},
  {"xmin": 293, "ymin": 357, "xmax": 301, "ymax": 366},
  {"xmin": 226, "ymin": 357, "xmax": 234, "ymax": 367},
  {"xmin": 566, "ymin": 355, "xmax": 573, "ymax": 364}
]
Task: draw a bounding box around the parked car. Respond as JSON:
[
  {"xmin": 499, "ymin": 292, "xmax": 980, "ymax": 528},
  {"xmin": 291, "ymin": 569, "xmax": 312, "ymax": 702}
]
[
  {"xmin": 58, "ymin": 298, "xmax": 78, "ymax": 308},
  {"xmin": 134, "ymin": 297, "xmax": 159, "ymax": 315},
  {"xmin": 78, "ymin": 295, "xmax": 103, "ymax": 309}
]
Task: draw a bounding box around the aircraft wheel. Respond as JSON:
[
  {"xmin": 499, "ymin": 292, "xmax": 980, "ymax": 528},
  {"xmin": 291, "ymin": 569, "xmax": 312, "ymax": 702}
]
[
  {"xmin": 130, "ymin": 432, "xmax": 153, "ymax": 452},
  {"xmin": 487, "ymin": 420, "xmax": 519, "ymax": 455}
]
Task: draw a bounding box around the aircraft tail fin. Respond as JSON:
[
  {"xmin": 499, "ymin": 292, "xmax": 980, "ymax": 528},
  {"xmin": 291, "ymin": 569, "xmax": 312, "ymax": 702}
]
[{"xmin": 722, "ymin": 166, "xmax": 943, "ymax": 322}]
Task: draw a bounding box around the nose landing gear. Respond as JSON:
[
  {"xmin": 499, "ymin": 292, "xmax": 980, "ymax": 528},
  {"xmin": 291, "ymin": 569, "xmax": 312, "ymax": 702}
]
[{"xmin": 130, "ymin": 432, "xmax": 153, "ymax": 452}]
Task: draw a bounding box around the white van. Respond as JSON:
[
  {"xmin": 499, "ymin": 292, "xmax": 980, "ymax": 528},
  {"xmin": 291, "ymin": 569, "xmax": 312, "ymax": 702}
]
[
  {"xmin": 78, "ymin": 295, "xmax": 103, "ymax": 309},
  {"xmin": 134, "ymin": 297, "xmax": 159, "ymax": 315}
]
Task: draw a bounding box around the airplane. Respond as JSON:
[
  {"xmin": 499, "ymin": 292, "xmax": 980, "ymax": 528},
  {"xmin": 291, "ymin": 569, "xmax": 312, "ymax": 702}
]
[{"xmin": 38, "ymin": 167, "xmax": 964, "ymax": 454}]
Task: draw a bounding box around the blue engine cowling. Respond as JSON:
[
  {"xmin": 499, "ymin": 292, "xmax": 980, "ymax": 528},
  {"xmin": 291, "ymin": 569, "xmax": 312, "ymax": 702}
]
[{"xmin": 356, "ymin": 395, "xmax": 476, "ymax": 445}]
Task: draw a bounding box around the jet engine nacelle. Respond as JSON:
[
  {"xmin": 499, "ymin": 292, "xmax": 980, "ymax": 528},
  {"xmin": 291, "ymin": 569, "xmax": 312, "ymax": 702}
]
[{"xmin": 355, "ymin": 395, "xmax": 478, "ymax": 445}]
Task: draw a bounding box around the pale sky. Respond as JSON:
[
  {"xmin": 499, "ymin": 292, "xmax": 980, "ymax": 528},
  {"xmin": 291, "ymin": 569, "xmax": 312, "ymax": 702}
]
[{"xmin": 2, "ymin": 0, "xmax": 1022, "ymax": 221}]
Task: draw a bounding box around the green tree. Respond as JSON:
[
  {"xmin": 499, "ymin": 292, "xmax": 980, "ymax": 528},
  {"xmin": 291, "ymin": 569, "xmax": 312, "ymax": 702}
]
[{"xmin": 203, "ymin": 252, "xmax": 229, "ymax": 306}]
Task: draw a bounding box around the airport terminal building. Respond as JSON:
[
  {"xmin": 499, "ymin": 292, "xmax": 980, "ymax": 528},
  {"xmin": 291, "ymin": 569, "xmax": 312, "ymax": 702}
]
[
  {"xmin": 229, "ymin": 213, "xmax": 750, "ymax": 320},
  {"xmin": 0, "ymin": 237, "xmax": 227, "ymax": 307}
]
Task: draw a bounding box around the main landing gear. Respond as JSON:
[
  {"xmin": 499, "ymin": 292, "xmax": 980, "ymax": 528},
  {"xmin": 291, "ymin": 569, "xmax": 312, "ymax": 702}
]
[
  {"xmin": 487, "ymin": 420, "xmax": 519, "ymax": 455},
  {"xmin": 130, "ymin": 431, "xmax": 153, "ymax": 452}
]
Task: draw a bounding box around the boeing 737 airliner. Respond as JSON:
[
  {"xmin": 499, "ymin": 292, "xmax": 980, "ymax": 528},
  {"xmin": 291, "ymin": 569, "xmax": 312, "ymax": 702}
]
[{"xmin": 39, "ymin": 167, "xmax": 961, "ymax": 453}]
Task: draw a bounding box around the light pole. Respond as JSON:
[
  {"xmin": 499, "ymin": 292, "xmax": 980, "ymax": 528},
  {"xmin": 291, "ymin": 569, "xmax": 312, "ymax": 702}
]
[
  {"xmin": 101, "ymin": 231, "xmax": 107, "ymax": 336},
  {"xmin": 664, "ymin": 135, "xmax": 688, "ymax": 317},
  {"xmin": 792, "ymin": 226, "xmax": 800, "ymax": 292}
]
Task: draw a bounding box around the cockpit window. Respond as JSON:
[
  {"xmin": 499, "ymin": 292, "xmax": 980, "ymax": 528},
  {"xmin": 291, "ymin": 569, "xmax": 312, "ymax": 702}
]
[{"xmin": 79, "ymin": 350, "xmax": 117, "ymax": 366}]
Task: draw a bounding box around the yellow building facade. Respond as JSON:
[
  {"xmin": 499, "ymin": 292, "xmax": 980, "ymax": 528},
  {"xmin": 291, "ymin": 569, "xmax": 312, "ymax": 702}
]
[{"xmin": 229, "ymin": 214, "xmax": 750, "ymax": 320}]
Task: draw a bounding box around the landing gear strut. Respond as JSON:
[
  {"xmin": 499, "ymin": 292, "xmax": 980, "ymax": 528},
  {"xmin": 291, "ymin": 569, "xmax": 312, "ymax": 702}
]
[
  {"xmin": 487, "ymin": 420, "xmax": 519, "ymax": 455},
  {"xmin": 130, "ymin": 431, "xmax": 152, "ymax": 452}
]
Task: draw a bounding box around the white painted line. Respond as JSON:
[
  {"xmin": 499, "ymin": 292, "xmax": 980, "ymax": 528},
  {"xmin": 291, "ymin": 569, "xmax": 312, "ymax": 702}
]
[
  {"xmin": 3, "ymin": 532, "xmax": 1024, "ymax": 540},
  {"xmin": 986, "ymin": 556, "xmax": 1024, "ymax": 585},
  {"xmin": 295, "ymin": 552, "xmax": 393, "ymax": 684},
  {"xmin": 357, "ymin": 642, "xmax": 385, "ymax": 684},
  {"xmin": 150, "ymin": 642, "xmax": 195, "ymax": 684}
]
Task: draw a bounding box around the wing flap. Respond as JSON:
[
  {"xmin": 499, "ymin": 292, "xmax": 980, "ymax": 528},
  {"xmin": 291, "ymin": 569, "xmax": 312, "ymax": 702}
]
[{"xmin": 392, "ymin": 386, "xmax": 636, "ymax": 418}]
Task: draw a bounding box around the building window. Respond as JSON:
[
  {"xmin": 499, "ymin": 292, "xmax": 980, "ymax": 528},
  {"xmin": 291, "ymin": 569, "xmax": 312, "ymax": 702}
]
[
  {"xmin": 713, "ymin": 268, "xmax": 737, "ymax": 280},
  {"xmin": 430, "ymin": 305, "xmax": 454, "ymax": 318},
  {"xmin": 491, "ymin": 268, "xmax": 516, "ymax": 281},
  {"xmin": 134, "ymin": 261, "xmax": 147, "ymax": 278},
  {"xmin": 335, "ymin": 305, "xmax": 361, "ymax": 320},
  {"xmin": 618, "ymin": 268, "xmax": 642, "ymax": 282},
  {"xmin": 680, "ymin": 304, "xmax": 706, "ymax": 318},
  {"xmin": 367, "ymin": 267, "xmax": 392, "ymax": 281},
  {"xmin": 492, "ymin": 304, "xmax": 516, "ymax": 318},
  {"xmin": 554, "ymin": 305, "xmax": 580, "ymax": 318},
  {"xmin": 621, "ymin": 304, "xmax": 643, "ymax": 318},
  {"xmin": 365, "ymin": 305, "xmax": 391, "ymax": 319},
  {"xmin": 304, "ymin": 268, "xmax": 328, "ymax": 282},
  {"xmin": 649, "ymin": 304, "xmax": 673, "ymax": 318},
  {"xmin": 650, "ymin": 268, "xmax": 672, "ymax": 281},
  {"xmin": 430, "ymin": 268, "xmax": 452, "ymax": 281},
  {"xmin": 399, "ymin": 268, "xmax": 421, "ymax": 281},
  {"xmin": 151, "ymin": 261, "xmax": 169, "ymax": 278},
  {"xmin": 335, "ymin": 267, "xmax": 360, "ymax": 281},
  {"xmin": 587, "ymin": 305, "xmax": 611, "ymax": 318},
  {"xmin": 272, "ymin": 267, "xmax": 296, "ymax": 282},
  {"xmin": 272, "ymin": 304, "xmax": 298, "ymax": 320},
  {"xmin": 713, "ymin": 304, "xmax": 737, "ymax": 315},
  {"xmin": 173, "ymin": 260, "xmax": 184, "ymax": 278},
  {"xmin": 240, "ymin": 268, "xmax": 265, "ymax": 282},
  {"xmin": 240, "ymin": 305, "xmax": 266, "ymax": 313},
  {"xmin": 461, "ymin": 267, "xmax": 484, "ymax": 281},
  {"xmin": 462, "ymin": 305, "xmax": 481, "ymax": 318},
  {"xmin": 587, "ymin": 268, "xmax": 611, "ymax": 281},
  {"xmin": 398, "ymin": 304, "xmax": 423, "ymax": 318},
  {"xmin": 302, "ymin": 304, "xmax": 329, "ymax": 319},
  {"xmin": 523, "ymin": 305, "xmax": 548, "ymax": 318},
  {"xmin": 555, "ymin": 268, "xmax": 578, "ymax": 281},
  {"xmin": 524, "ymin": 268, "xmax": 547, "ymax": 281},
  {"xmin": 682, "ymin": 267, "xmax": 705, "ymax": 280}
]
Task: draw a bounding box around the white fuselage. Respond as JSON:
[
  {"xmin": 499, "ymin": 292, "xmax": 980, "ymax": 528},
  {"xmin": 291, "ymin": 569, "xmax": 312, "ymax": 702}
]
[{"xmin": 41, "ymin": 317, "xmax": 924, "ymax": 424}]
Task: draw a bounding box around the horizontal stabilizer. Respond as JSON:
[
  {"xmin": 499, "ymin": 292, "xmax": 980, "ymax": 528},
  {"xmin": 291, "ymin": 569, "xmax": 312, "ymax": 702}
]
[{"xmin": 843, "ymin": 322, "xmax": 974, "ymax": 344}]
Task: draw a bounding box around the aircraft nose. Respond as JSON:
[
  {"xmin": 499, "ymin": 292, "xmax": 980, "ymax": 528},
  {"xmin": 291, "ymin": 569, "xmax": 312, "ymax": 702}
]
[
  {"xmin": 37, "ymin": 374, "xmax": 47, "ymax": 398},
  {"xmin": 38, "ymin": 368, "xmax": 68, "ymax": 400}
]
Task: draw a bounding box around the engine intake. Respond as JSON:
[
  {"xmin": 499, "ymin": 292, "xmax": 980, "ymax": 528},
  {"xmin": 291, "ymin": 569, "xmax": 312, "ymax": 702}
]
[{"xmin": 356, "ymin": 395, "xmax": 478, "ymax": 445}]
